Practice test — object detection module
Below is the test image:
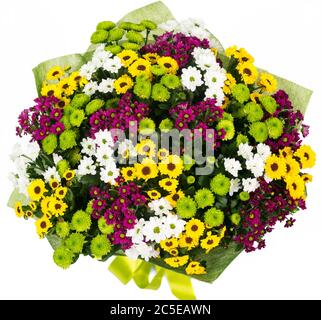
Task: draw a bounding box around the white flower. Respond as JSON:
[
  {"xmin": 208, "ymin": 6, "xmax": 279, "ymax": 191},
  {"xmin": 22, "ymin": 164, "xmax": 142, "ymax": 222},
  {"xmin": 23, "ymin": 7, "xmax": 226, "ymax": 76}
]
[
  {"xmin": 148, "ymin": 198, "xmax": 173, "ymax": 216},
  {"xmin": 224, "ymin": 158, "xmax": 242, "ymax": 177},
  {"xmin": 180, "ymin": 18, "xmax": 205, "ymax": 34},
  {"xmin": 26, "ymin": 142, "xmax": 40, "ymax": 161},
  {"xmin": 124, "ymin": 246, "xmax": 140, "ymax": 260},
  {"xmin": 245, "ymin": 154, "xmax": 265, "ymax": 178},
  {"xmin": 126, "ymin": 218, "xmax": 145, "ymax": 244},
  {"xmin": 94, "ymin": 129, "xmax": 114, "ymax": 148},
  {"xmin": 80, "ymin": 63, "xmax": 97, "ymax": 80},
  {"xmin": 142, "ymin": 217, "xmax": 167, "ymax": 243},
  {"xmin": 100, "ymin": 162, "xmax": 119, "ymax": 185},
  {"xmin": 96, "ymin": 145, "xmax": 114, "ymax": 165},
  {"xmin": 10, "ymin": 143, "xmax": 23, "ymax": 161},
  {"xmin": 204, "ymin": 87, "xmax": 225, "ymax": 105},
  {"xmin": 181, "ymin": 66, "xmax": 203, "ymax": 91},
  {"xmin": 204, "ymin": 69, "xmax": 226, "ymax": 88},
  {"xmin": 229, "ymin": 178, "xmax": 241, "ymax": 196},
  {"xmin": 256, "ymin": 143, "xmax": 271, "ymax": 161},
  {"xmin": 53, "ymin": 153, "xmax": 63, "ymax": 165},
  {"xmin": 162, "ymin": 215, "xmax": 186, "ymax": 238},
  {"xmin": 43, "ymin": 166, "xmax": 60, "ymax": 183},
  {"xmin": 10, "ymin": 141, "xmax": 40, "ymax": 162},
  {"xmin": 159, "ymin": 19, "xmax": 178, "ymax": 31},
  {"xmin": 189, "ymin": 26, "xmax": 209, "ymax": 40},
  {"xmin": 80, "ymin": 137, "xmax": 96, "ymax": 156},
  {"xmin": 118, "ymin": 139, "xmax": 137, "ymax": 159},
  {"xmin": 103, "ymin": 56, "xmax": 122, "ymax": 73},
  {"xmin": 98, "ymin": 78, "xmax": 115, "ymax": 94},
  {"xmin": 237, "ymin": 143, "xmax": 254, "ymax": 160},
  {"xmin": 83, "ymin": 81, "xmax": 98, "ymax": 96},
  {"xmin": 92, "ymin": 50, "xmax": 112, "ymax": 68},
  {"xmin": 125, "ymin": 242, "xmax": 159, "ymax": 261},
  {"xmin": 9, "ymin": 172, "xmax": 30, "ymax": 196},
  {"xmin": 242, "ymin": 178, "xmax": 259, "ymax": 193},
  {"xmin": 192, "ymin": 48, "xmax": 219, "ymax": 71},
  {"xmin": 77, "ymin": 156, "xmax": 96, "ymax": 176},
  {"xmin": 13, "ymin": 157, "xmax": 28, "ymax": 175}
]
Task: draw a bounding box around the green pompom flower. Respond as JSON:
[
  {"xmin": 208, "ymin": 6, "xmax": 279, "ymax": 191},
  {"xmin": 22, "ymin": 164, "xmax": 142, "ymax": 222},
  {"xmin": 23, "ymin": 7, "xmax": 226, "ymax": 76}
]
[
  {"xmin": 230, "ymin": 213, "xmax": 241, "ymax": 225},
  {"xmin": 210, "ymin": 174, "xmax": 230, "ymax": 196},
  {"xmin": 56, "ymin": 221, "xmax": 70, "ymax": 238},
  {"xmin": 42, "ymin": 134, "xmax": 57, "ymax": 155},
  {"xmin": 98, "ymin": 217, "xmax": 114, "ymax": 235},
  {"xmin": 70, "ymin": 94, "xmax": 90, "ymax": 109},
  {"xmin": 204, "ymin": 208, "xmax": 225, "ymax": 227},
  {"xmin": 236, "ymin": 133, "xmax": 249, "ymax": 146},
  {"xmin": 60, "ymin": 115, "xmax": 72, "ymax": 130},
  {"xmin": 245, "ymin": 102, "xmax": 263, "ymax": 122},
  {"xmin": 108, "ymin": 28, "xmax": 125, "ymax": 41},
  {"xmin": 63, "ymin": 105, "xmax": 75, "ymax": 116},
  {"xmin": 86, "ymin": 200, "xmax": 93, "ymax": 215},
  {"xmin": 57, "ymin": 159, "xmax": 69, "ymax": 177},
  {"xmin": 85, "ymin": 99, "xmax": 105, "ymax": 115},
  {"xmin": 161, "ymin": 74, "xmax": 181, "ymax": 89},
  {"xmin": 259, "ymin": 95, "xmax": 277, "ymax": 114},
  {"xmin": 159, "ymin": 118, "xmax": 173, "ymax": 132},
  {"xmin": 53, "ymin": 246, "xmax": 74, "ymax": 269},
  {"xmin": 65, "ymin": 233, "xmax": 85, "ymax": 254},
  {"xmin": 105, "ymin": 98, "xmax": 120, "ymax": 109},
  {"xmin": 216, "ymin": 119, "xmax": 235, "ymax": 140},
  {"xmin": 239, "ymin": 191, "xmax": 250, "ymax": 201},
  {"xmin": 105, "ymin": 45, "xmax": 122, "ymax": 55},
  {"xmin": 134, "ymin": 80, "xmax": 152, "ymax": 99},
  {"xmin": 249, "ymin": 122, "xmax": 268, "ymax": 143},
  {"xmin": 187, "ymin": 176, "xmax": 195, "ymax": 184},
  {"xmin": 222, "ymin": 112, "xmax": 234, "ymax": 121},
  {"xmin": 194, "ymin": 188, "xmax": 215, "ymax": 209},
  {"xmin": 90, "ymin": 234, "xmax": 112, "ymax": 259},
  {"xmin": 126, "ymin": 30, "xmax": 144, "ymax": 44},
  {"xmin": 91, "ymin": 30, "xmax": 109, "ymax": 44},
  {"xmin": 68, "ymin": 148, "xmax": 81, "ymax": 166},
  {"xmin": 140, "ymin": 20, "xmax": 157, "ymax": 30},
  {"xmin": 129, "ymin": 23, "xmax": 146, "ymax": 32},
  {"xmin": 70, "ymin": 109, "xmax": 85, "ymax": 127},
  {"xmin": 265, "ymin": 117, "xmax": 283, "ymax": 139},
  {"xmin": 151, "ymin": 65, "xmax": 166, "ymax": 76},
  {"xmin": 59, "ymin": 130, "xmax": 77, "ymax": 150},
  {"xmin": 121, "ymin": 42, "xmax": 140, "ymax": 51},
  {"xmin": 139, "ymin": 118, "xmax": 155, "ymax": 135},
  {"xmin": 118, "ymin": 22, "xmax": 133, "ymax": 31},
  {"xmin": 232, "ymin": 84, "xmax": 250, "ymax": 103},
  {"xmin": 96, "ymin": 21, "xmax": 116, "ymax": 31},
  {"xmin": 176, "ymin": 197, "xmax": 197, "ymax": 219},
  {"xmin": 151, "ymin": 83, "xmax": 170, "ymax": 102},
  {"xmin": 71, "ymin": 210, "xmax": 91, "ymax": 232}
]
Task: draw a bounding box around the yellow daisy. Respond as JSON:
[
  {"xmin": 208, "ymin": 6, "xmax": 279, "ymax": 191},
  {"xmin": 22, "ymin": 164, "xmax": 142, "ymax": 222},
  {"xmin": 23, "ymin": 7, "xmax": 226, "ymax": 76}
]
[
  {"xmin": 159, "ymin": 178, "xmax": 178, "ymax": 192},
  {"xmin": 283, "ymin": 157, "xmax": 300, "ymax": 177},
  {"xmin": 200, "ymin": 231, "xmax": 222, "ymax": 254},
  {"xmin": 114, "ymin": 74, "xmax": 134, "ymax": 94},
  {"xmin": 40, "ymin": 196, "xmax": 54, "ymax": 216},
  {"xmin": 169, "ymin": 248, "xmax": 179, "ymax": 256},
  {"xmin": 279, "ymin": 147, "xmax": 293, "ymax": 158},
  {"xmin": 185, "ymin": 261, "xmax": 206, "ymax": 275},
  {"xmin": 158, "ymin": 155, "xmax": 183, "ymax": 178},
  {"xmin": 69, "ymin": 71, "xmax": 88, "ymax": 87},
  {"xmin": 294, "ymin": 145, "xmax": 316, "ymax": 169},
  {"xmin": 264, "ymin": 155, "xmax": 286, "ymax": 180},
  {"xmin": 223, "ymin": 73, "xmax": 236, "ymax": 95},
  {"xmin": 250, "ymin": 92, "xmax": 261, "ymax": 103},
  {"xmin": 14, "ymin": 201, "xmax": 24, "ymax": 218},
  {"xmin": 25, "ymin": 210, "xmax": 33, "ymax": 219},
  {"xmin": 58, "ymin": 78, "xmax": 77, "ymax": 96},
  {"xmin": 28, "ymin": 201, "xmax": 37, "ymax": 211},
  {"xmin": 164, "ymin": 255, "xmax": 189, "ymax": 268},
  {"xmin": 27, "ymin": 179, "xmax": 47, "ymax": 201},
  {"xmin": 55, "ymin": 186, "xmax": 68, "ymax": 199},
  {"xmin": 63, "ymin": 170, "xmax": 75, "ymax": 181},
  {"xmin": 157, "ymin": 148, "xmax": 170, "ymax": 161},
  {"xmin": 237, "ymin": 62, "xmax": 258, "ymax": 85},
  {"xmin": 165, "ymin": 190, "xmax": 184, "ymax": 207},
  {"xmin": 49, "ymin": 178, "xmax": 60, "ymax": 190},
  {"xmin": 135, "ymin": 158, "xmax": 158, "ymax": 181},
  {"xmin": 157, "ymin": 56, "xmax": 179, "ymax": 74},
  {"xmin": 160, "ymin": 238, "xmax": 179, "ymax": 253},
  {"xmin": 143, "ymin": 53, "xmax": 160, "ymax": 64},
  {"xmin": 179, "ymin": 233, "xmax": 199, "ymax": 251},
  {"xmin": 46, "ymin": 66, "xmax": 64, "ymax": 81},
  {"xmin": 136, "ymin": 139, "xmax": 156, "ymax": 157},
  {"xmin": 35, "ymin": 216, "xmax": 53, "ymax": 239},
  {"xmin": 302, "ymin": 173, "xmax": 313, "ymax": 183},
  {"xmin": 225, "ymin": 45, "xmax": 240, "ymax": 58},
  {"xmin": 238, "ymin": 48, "xmax": 254, "ymax": 64},
  {"xmin": 121, "ymin": 167, "xmax": 136, "ymax": 181},
  {"xmin": 259, "ymin": 73, "xmax": 277, "ymax": 93},
  {"xmin": 147, "ymin": 190, "xmax": 161, "ymax": 200},
  {"xmin": 41, "ymin": 83, "xmax": 60, "ymax": 97},
  {"xmin": 185, "ymin": 219, "xmax": 205, "ymax": 239},
  {"xmin": 49, "ymin": 198, "xmax": 68, "ymax": 217},
  {"xmin": 285, "ymin": 175, "xmax": 306, "ymax": 200},
  {"xmin": 117, "ymin": 50, "xmax": 138, "ymax": 67},
  {"xmin": 128, "ymin": 58, "xmax": 151, "ymax": 77}
]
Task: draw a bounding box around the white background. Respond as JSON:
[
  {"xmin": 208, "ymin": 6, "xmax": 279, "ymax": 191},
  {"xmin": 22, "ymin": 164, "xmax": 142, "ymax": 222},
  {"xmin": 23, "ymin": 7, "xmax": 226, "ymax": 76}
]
[{"xmin": 0, "ymin": 0, "xmax": 320, "ymax": 300}]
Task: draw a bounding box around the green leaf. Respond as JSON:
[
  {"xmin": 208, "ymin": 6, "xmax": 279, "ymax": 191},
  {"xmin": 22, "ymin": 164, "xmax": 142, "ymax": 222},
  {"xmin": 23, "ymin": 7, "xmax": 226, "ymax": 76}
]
[
  {"xmin": 198, "ymin": 175, "xmax": 210, "ymax": 187},
  {"xmin": 46, "ymin": 234, "xmax": 62, "ymax": 250},
  {"xmin": 7, "ymin": 189, "xmax": 28, "ymax": 208}
]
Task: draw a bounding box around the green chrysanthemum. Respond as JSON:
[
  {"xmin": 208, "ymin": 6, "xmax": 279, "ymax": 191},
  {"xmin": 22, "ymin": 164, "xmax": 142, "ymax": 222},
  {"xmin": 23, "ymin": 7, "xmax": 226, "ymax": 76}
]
[
  {"xmin": 57, "ymin": 159, "xmax": 69, "ymax": 177},
  {"xmin": 121, "ymin": 42, "xmax": 140, "ymax": 51},
  {"xmin": 98, "ymin": 217, "xmax": 114, "ymax": 235},
  {"xmin": 176, "ymin": 196, "xmax": 197, "ymax": 219},
  {"xmin": 230, "ymin": 212, "xmax": 241, "ymax": 225},
  {"xmin": 231, "ymin": 83, "xmax": 250, "ymax": 103},
  {"xmin": 129, "ymin": 23, "xmax": 146, "ymax": 32},
  {"xmin": 85, "ymin": 99, "xmax": 105, "ymax": 115},
  {"xmin": 126, "ymin": 30, "xmax": 144, "ymax": 44},
  {"xmin": 91, "ymin": 30, "xmax": 109, "ymax": 44},
  {"xmin": 63, "ymin": 105, "xmax": 75, "ymax": 116},
  {"xmin": 151, "ymin": 65, "xmax": 166, "ymax": 76},
  {"xmin": 187, "ymin": 176, "xmax": 195, "ymax": 184},
  {"xmin": 249, "ymin": 122, "xmax": 268, "ymax": 143},
  {"xmin": 239, "ymin": 191, "xmax": 250, "ymax": 201},
  {"xmin": 118, "ymin": 22, "xmax": 133, "ymax": 31},
  {"xmin": 151, "ymin": 83, "xmax": 170, "ymax": 102},
  {"xmin": 105, "ymin": 98, "xmax": 120, "ymax": 109},
  {"xmin": 61, "ymin": 115, "xmax": 72, "ymax": 130},
  {"xmin": 140, "ymin": 20, "xmax": 157, "ymax": 30},
  {"xmin": 68, "ymin": 148, "xmax": 81, "ymax": 166},
  {"xmin": 53, "ymin": 246, "xmax": 74, "ymax": 269},
  {"xmin": 108, "ymin": 28, "xmax": 125, "ymax": 41},
  {"xmin": 204, "ymin": 208, "xmax": 225, "ymax": 227},
  {"xmin": 236, "ymin": 133, "xmax": 249, "ymax": 146},
  {"xmin": 42, "ymin": 134, "xmax": 57, "ymax": 155},
  {"xmin": 90, "ymin": 234, "xmax": 112, "ymax": 259},
  {"xmin": 259, "ymin": 95, "xmax": 277, "ymax": 114},
  {"xmin": 159, "ymin": 118, "xmax": 173, "ymax": 132},
  {"xmin": 210, "ymin": 173, "xmax": 230, "ymax": 196},
  {"xmin": 134, "ymin": 80, "xmax": 152, "ymax": 99},
  {"xmin": 194, "ymin": 188, "xmax": 215, "ymax": 209},
  {"xmin": 161, "ymin": 74, "xmax": 181, "ymax": 89},
  {"xmin": 96, "ymin": 21, "xmax": 116, "ymax": 31},
  {"xmin": 56, "ymin": 221, "xmax": 70, "ymax": 238},
  {"xmin": 59, "ymin": 130, "xmax": 77, "ymax": 151},
  {"xmin": 86, "ymin": 200, "xmax": 94, "ymax": 215},
  {"xmin": 65, "ymin": 233, "xmax": 85, "ymax": 254},
  {"xmin": 70, "ymin": 94, "xmax": 90, "ymax": 109},
  {"xmin": 139, "ymin": 118, "xmax": 155, "ymax": 135},
  {"xmin": 244, "ymin": 102, "xmax": 263, "ymax": 122},
  {"xmin": 222, "ymin": 112, "xmax": 234, "ymax": 122},
  {"xmin": 71, "ymin": 210, "xmax": 91, "ymax": 232},
  {"xmin": 265, "ymin": 117, "xmax": 283, "ymax": 139},
  {"xmin": 70, "ymin": 109, "xmax": 85, "ymax": 127},
  {"xmin": 105, "ymin": 45, "xmax": 122, "ymax": 55},
  {"xmin": 216, "ymin": 119, "xmax": 235, "ymax": 140}
]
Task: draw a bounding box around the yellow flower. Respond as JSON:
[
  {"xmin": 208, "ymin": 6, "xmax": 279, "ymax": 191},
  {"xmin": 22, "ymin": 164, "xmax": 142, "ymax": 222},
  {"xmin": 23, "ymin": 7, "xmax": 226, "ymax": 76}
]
[
  {"xmin": 159, "ymin": 178, "xmax": 178, "ymax": 192},
  {"xmin": 265, "ymin": 155, "xmax": 286, "ymax": 180},
  {"xmin": 121, "ymin": 167, "xmax": 136, "ymax": 181},
  {"xmin": 160, "ymin": 238, "xmax": 179, "ymax": 253},
  {"xmin": 237, "ymin": 62, "xmax": 258, "ymax": 85},
  {"xmin": 58, "ymin": 78, "xmax": 77, "ymax": 96},
  {"xmin": 225, "ymin": 45, "xmax": 239, "ymax": 58},
  {"xmin": 169, "ymin": 248, "xmax": 179, "ymax": 256},
  {"xmin": 41, "ymin": 196, "xmax": 54, "ymax": 216},
  {"xmin": 165, "ymin": 190, "xmax": 184, "ymax": 207},
  {"xmin": 135, "ymin": 158, "xmax": 158, "ymax": 181},
  {"xmin": 250, "ymin": 92, "xmax": 261, "ymax": 103},
  {"xmin": 238, "ymin": 48, "xmax": 254, "ymax": 64},
  {"xmin": 259, "ymin": 73, "xmax": 277, "ymax": 93},
  {"xmin": 70, "ymin": 71, "xmax": 88, "ymax": 87},
  {"xmin": 158, "ymin": 155, "xmax": 183, "ymax": 178},
  {"xmin": 185, "ymin": 261, "xmax": 206, "ymax": 275},
  {"xmin": 55, "ymin": 186, "xmax": 68, "ymax": 200},
  {"xmin": 28, "ymin": 201, "xmax": 37, "ymax": 211},
  {"xmin": 25, "ymin": 210, "xmax": 33, "ymax": 219},
  {"xmin": 200, "ymin": 231, "xmax": 222, "ymax": 254},
  {"xmin": 35, "ymin": 216, "xmax": 53, "ymax": 239},
  {"xmin": 14, "ymin": 201, "xmax": 24, "ymax": 218},
  {"xmin": 279, "ymin": 147, "xmax": 293, "ymax": 158},
  {"xmin": 185, "ymin": 219, "xmax": 205, "ymax": 239},
  {"xmin": 49, "ymin": 178, "xmax": 60, "ymax": 190},
  {"xmin": 147, "ymin": 190, "xmax": 161, "ymax": 200},
  {"xmin": 56, "ymin": 96, "xmax": 70, "ymax": 109},
  {"xmin": 223, "ymin": 73, "xmax": 236, "ymax": 95},
  {"xmin": 302, "ymin": 173, "xmax": 313, "ymax": 183},
  {"xmin": 294, "ymin": 145, "xmax": 316, "ymax": 169},
  {"xmin": 157, "ymin": 56, "xmax": 179, "ymax": 74},
  {"xmin": 164, "ymin": 255, "xmax": 189, "ymax": 268},
  {"xmin": 128, "ymin": 59, "xmax": 151, "ymax": 77},
  {"xmin": 63, "ymin": 170, "xmax": 75, "ymax": 181},
  {"xmin": 222, "ymin": 97, "xmax": 229, "ymax": 109},
  {"xmin": 46, "ymin": 66, "xmax": 64, "ymax": 81},
  {"xmin": 143, "ymin": 53, "xmax": 160, "ymax": 64},
  {"xmin": 283, "ymin": 157, "xmax": 300, "ymax": 177},
  {"xmin": 41, "ymin": 83, "xmax": 60, "ymax": 97},
  {"xmin": 117, "ymin": 50, "xmax": 138, "ymax": 67},
  {"xmin": 27, "ymin": 179, "xmax": 47, "ymax": 201},
  {"xmin": 285, "ymin": 175, "xmax": 306, "ymax": 199},
  {"xmin": 179, "ymin": 233, "xmax": 199, "ymax": 251},
  {"xmin": 114, "ymin": 74, "xmax": 134, "ymax": 94},
  {"xmin": 158, "ymin": 148, "xmax": 169, "ymax": 160},
  {"xmin": 49, "ymin": 198, "xmax": 68, "ymax": 217},
  {"xmin": 211, "ymin": 48, "xmax": 218, "ymax": 57},
  {"xmin": 136, "ymin": 139, "xmax": 156, "ymax": 157}
]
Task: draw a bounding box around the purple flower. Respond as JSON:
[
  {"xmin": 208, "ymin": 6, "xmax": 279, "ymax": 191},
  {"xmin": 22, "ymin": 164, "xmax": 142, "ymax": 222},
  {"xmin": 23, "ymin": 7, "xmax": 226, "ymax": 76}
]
[
  {"xmin": 50, "ymin": 108, "xmax": 63, "ymax": 121},
  {"xmin": 51, "ymin": 122, "xmax": 65, "ymax": 135}
]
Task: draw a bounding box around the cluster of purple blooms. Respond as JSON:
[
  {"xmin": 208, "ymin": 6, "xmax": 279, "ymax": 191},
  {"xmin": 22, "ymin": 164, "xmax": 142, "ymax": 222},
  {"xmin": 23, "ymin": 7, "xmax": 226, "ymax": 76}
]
[
  {"xmin": 16, "ymin": 96, "xmax": 65, "ymax": 141},
  {"xmin": 89, "ymin": 177, "xmax": 147, "ymax": 250},
  {"xmin": 89, "ymin": 93, "xmax": 150, "ymax": 137},
  {"xmin": 234, "ymin": 178, "xmax": 306, "ymax": 252},
  {"xmin": 142, "ymin": 32, "xmax": 210, "ymax": 67}
]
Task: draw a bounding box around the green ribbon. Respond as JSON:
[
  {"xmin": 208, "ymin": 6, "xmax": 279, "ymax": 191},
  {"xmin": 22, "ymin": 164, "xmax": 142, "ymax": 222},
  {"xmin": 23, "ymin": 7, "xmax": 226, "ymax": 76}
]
[{"xmin": 108, "ymin": 256, "xmax": 196, "ymax": 300}]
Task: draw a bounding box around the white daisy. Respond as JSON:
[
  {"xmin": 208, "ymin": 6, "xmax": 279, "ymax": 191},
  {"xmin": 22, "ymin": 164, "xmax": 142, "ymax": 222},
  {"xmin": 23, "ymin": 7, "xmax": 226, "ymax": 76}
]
[
  {"xmin": 229, "ymin": 178, "xmax": 241, "ymax": 196},
  {"xmin": 43, "ymin": 166, "xmax": 61, "ymax": 183},
  {"xmin": 142, "ymin": 217, "xmax": 167, "ymax": 243},
  {"xmin": 204, "ymin": 69, "xmax": 226, "ymax": 88},
  {"xmin": 103, "ymin": 56, "xmax": 122, "ymax": 73},
  {"xmin": 180, "ymin": 18, "xmax": 206, "ymax": 35},
  {"xmin": 83, "ymin": 81, "xmax": 98, "ymax": 96},
  {"xmin": 181, "ymin": 66, "xmax": 203, "ymax": 92},
  {"xmin": 237, "ymin": 143, "xmax": 254, "ymax": 160},
  {"xmin": 192, "ymin": 49, "xmax": 219, "ymax": 71},
  {"xmin": 162, "ymin": 215, "xmax": 186, "ymax": 238},
  {"xmin": 118, "ymin": 139, "xmax": 137, "ymax": 159},
  {"xmin": 224, "ymin": 158, "xmax": 242, "ymax": 177},
  {"xmin": 159, "ymin": 19, "xmax": 178, "ymax": 31},
  {"xmin": 204, "ymin": 87, "xmax": 225, "ymax": 105},
  {"xmin": 126, "ymin": 218, "xmax": 145, "ymax": 244},
  {"xmin": 80, "ymin": 137, "xmax": 96, "ymax": 156},
  {"xmin": 245, "ymin": 154, "xmax": 265, "ymax": 178},
  {"xmin": 96, "ymin": 145, "xmax": 114, "ymax": 165},
  {"xmin": 256, "ymin": 143, "xmax": 271, "ymax": 161},
  {"xmin": 77, "ymin": 156, "xmax": 96, "ymax": 176},
  {"xmin": 53, "ymin": 153, "xmax": 63, "ymax": 165},
  {"xmin": 94, "ymin": 129, "xmax": 114, "ymax": 148},
  {"xmin": 125, "ymin": 242, "xmax": 159, "ymax": 261},
  {"xmin": 242, "ymin": 177, "xmax": 259, "ymax": 193},
  {"xmin": 98, "ymin": 78, "xmax": 115, "ymax": 94},
  {"xmin": 92, "ymin": 50, "xmax": 112, "ymax": 68},
  {"xmin": 189, "ymin": 26, "xmax": 210, "ymax": 40},
  {"xmin": 148, "ymin": 198, "xmax": 173, "ymax": 216},
  {"xmin": 79, "ymin": 63, "xmax": 97, "ymax": 80},
  {"xmin": 100, "ymin": 162, "xmax": 119, "ymax": 185}
]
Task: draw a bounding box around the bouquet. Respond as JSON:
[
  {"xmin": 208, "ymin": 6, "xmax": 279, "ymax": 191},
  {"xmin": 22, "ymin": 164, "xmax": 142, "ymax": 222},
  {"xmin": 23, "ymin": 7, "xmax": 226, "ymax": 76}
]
[{"xmin": 8, "ymin": 2, "xmax": 316, "ymax": 299}]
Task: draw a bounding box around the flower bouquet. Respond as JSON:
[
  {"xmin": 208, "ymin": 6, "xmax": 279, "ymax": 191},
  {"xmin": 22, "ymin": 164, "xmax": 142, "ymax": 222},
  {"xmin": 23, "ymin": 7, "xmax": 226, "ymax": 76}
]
[{"xmin": 8, "ymin": 2, "xmax": 316, "ymax": 299}]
